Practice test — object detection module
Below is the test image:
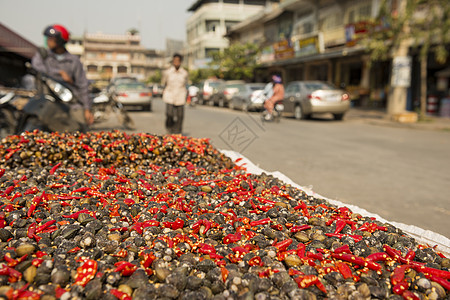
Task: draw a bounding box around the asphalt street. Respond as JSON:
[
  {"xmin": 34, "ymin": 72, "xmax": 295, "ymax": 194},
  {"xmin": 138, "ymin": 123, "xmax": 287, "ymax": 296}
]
[{"xmin": 92, "ymin": 98, "xmax": 450, "ymax": 239}]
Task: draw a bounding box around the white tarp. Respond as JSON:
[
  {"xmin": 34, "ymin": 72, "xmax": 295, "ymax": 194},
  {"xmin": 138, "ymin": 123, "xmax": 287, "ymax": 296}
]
[{"xmin": 221, "ymin": 150, "xmax": 450, "ymax": 257}]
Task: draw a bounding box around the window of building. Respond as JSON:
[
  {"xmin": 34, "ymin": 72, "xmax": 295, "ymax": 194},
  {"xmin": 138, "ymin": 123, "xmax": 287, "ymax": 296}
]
[
  {"xmin": 87, "ymin": 65, "xmax": 98, "ymax": 73},
  {"xmin": 347, "ymin": 2, "xmax": 372, "ymax": 23},
  {"xmin": 117, "ymin": 66, "xmax": 127, "ymax": 74},
  {"xmin": 206, "ymin": 20, "xmax": 220, "ymax": 32},
  {"xmin": 244, "ymin": 0, "xmax": 265, "ymax": 5}
]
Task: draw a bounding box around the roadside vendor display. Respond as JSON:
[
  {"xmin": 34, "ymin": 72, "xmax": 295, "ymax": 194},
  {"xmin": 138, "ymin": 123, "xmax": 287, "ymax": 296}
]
[{"xmin": 0, "ymin": 131, "xmax": 449, "ymax": 299}]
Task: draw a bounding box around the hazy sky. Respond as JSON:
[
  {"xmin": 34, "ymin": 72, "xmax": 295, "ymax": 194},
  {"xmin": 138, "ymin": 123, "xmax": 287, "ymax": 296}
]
[{"xmin": 0, "ymin": 0, "xmax": 193, "ymax": 50}]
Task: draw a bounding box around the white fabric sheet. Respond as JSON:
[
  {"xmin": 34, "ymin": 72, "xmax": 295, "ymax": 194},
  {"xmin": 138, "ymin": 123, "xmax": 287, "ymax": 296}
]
[{"xmin": 221, "ymin": 150, "xmax": 450, "ymax": 257}]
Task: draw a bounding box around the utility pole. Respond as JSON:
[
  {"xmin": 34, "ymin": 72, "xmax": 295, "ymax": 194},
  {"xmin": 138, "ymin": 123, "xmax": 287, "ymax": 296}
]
[{"xmin": 387, "ymin": 0, "xmax": 412, "ymax": 116}]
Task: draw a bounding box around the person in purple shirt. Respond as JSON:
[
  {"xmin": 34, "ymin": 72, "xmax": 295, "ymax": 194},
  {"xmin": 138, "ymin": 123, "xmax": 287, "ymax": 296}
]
[{"xmin": 31, "ymin": 24, "xmax": 94, "ymax": 127}]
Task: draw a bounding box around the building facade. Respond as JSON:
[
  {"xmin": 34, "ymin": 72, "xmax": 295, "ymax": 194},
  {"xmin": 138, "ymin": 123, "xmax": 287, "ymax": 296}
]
[
  {"xmin": 76, "ymin": 32, "xmax": 165, "ymax": 84},
  {"xmin": 227, "ymin": 0, "xmax": 450, "ymax": 111},
  {"xmin": 186, "ymin": 0, "xmax": 280, "ymax": 69}
]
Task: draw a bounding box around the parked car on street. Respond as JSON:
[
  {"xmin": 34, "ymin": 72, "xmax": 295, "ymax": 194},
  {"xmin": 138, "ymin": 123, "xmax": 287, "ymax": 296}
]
[
  {"xmin": 221, "ymin": 80, "xmax": 245, "ymax": 107},
  {"xmin": 113, "ymin": 81, "xmax": 153, "ymax": 111},
  {"xmin": 283, "ymin": 81, "xmax": 350, "ymax": 120},
  {"xmin": 151, "ymin": 84, "xmax": 164, "ymax": 97},
  {"xmin": 229, "ymin": 83, "xmax": 266, "ymax": 111},
  {"xmin": 198, "ymin": 79, "xmax": 225, "ymax": 105}
]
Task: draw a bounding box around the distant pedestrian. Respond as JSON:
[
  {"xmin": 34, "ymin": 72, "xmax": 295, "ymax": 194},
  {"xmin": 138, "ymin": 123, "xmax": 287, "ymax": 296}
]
[{"xmin": 161, "ymin": 53, "xmax": 188, "ymax": 134}]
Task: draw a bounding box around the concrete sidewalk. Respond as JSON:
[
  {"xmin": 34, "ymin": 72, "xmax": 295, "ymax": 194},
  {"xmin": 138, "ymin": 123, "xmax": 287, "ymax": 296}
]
[{"xmin": 345, "ymin": 108, "xmax": 450, "ymax": 131}]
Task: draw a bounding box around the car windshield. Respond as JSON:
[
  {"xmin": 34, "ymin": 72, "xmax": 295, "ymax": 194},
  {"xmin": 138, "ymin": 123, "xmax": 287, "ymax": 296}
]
[
  {"xmin": 249, "ymin": 85, "xmax": 265, "ymax": 91},
  {"xmin": 117, "ymin": 83, "xmax": 147, "ymax": 90},
  {"xmin": 209, "ymin": 82, "xmax": 223, "ymax": 88},
  {"xmin": 304, "ymin": 82, "xmax": 336, "ymax": 90}
]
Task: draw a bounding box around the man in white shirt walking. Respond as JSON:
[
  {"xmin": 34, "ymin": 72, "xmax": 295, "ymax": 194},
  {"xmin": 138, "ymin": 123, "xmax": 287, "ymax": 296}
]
[{"xmin": 161, "ymin": 53, "xmax": 188, "ymax": 134}]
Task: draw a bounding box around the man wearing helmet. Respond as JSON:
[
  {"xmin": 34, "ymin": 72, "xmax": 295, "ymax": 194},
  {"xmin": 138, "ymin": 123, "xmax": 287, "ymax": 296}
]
[
  {"xmin": 31, "ymin": 24, "xmax": 93, "ymax": 128},
  {"xmin": 263, "ymin": 74, "xmax": 285, "ymax": 121}
]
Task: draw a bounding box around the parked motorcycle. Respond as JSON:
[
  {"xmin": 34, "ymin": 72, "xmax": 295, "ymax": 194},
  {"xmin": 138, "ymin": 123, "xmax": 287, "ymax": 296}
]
[
  {"xmin": 90, "ymin": 89, "xmax": 136, "ymax": 130},
  {"xmin": 0, "ymin": 92, "xmax": 18, "ymax": 138},
  {"xmin": 16, "ymin": 63, "xmax": 85, "ymax": 133}
]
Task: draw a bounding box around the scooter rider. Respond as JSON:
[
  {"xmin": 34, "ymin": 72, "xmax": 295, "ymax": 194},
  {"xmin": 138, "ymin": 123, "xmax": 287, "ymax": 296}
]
[
  {"xmin": 263, "ymin": 75, "xmax": 284, "ymax": 121},
  {"xmin": 31, "ymin": 24, "xmax": 94, "ymax": 129}
]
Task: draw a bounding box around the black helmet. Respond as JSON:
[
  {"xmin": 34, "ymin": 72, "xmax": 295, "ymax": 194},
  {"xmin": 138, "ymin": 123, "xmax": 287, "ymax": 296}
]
[{"xmin": 43, "ymin": 24, "xmax": 70, "ymax": 46}]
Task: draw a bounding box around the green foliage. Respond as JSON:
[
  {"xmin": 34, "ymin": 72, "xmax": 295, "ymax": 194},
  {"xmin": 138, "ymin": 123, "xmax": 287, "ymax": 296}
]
[
  {"xmin": 147, "ymin": 70, "xmax": 162, "ymax": 84},
  {"xmin": 208, "ymin": 43, "xmax": 260, "ymax": 81},
  {"xmin": 189, "ymin": 69, "xmax": 217, "ymax": 84},
  {"xmin": 364, "ymin": 0, "xmax": 450, "ymax": 63}
]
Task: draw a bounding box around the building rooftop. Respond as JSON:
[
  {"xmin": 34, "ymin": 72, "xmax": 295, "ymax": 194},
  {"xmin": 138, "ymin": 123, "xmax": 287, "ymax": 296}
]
[
  {"xmin": 0, "ymin": 22, "xmax": 37, "ymax": 59},
  {"xmin": 188, "ymin": 0, "xmax": 280, "ymax": 12}
]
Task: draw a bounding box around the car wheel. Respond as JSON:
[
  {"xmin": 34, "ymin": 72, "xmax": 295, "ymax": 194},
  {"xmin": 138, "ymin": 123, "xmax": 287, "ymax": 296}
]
[
  {"xmin": 144, "ymin": 103, "xmax": 152, "ymax": 111},
  {"xmin": 294, "ymin": 105, "xmax": 305, "ymax": 120},
  {"xmin": 334, "ymin": 113, "xmax": 345, "ymax": 120}
]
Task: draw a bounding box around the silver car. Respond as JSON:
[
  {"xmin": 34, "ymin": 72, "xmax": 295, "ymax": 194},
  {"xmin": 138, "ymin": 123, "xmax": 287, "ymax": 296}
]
[
  {"xmin": 114, "ymin": 82, "xmax": 152, "ymax": 111},
  {"xmin": 283, "ymin": 81, "xmax": 350, "ymax": 120},
  {"xmin": 229, "ymin": 83, "xmax": 266, "ymax": 111}
]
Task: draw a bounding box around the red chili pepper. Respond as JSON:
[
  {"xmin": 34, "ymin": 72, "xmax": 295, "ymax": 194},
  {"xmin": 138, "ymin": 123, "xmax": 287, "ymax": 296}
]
[
  {"xmin": 223, "ymin": 232, "xmax": 242, "ymax": 244},
  {"xmin": 36, "ymin": 220, "xmax": 56, "ymax": 233},
  {"xmin": 27, "ymin": 222, "xmax": 37, "ymax": 239},
  {"xmin": 332, "ymin": 253, "xmax": 381, "ymax": 271},
  {"xmin": 0, "ymin": 169, "xmax": 5, "ymax": 179},
  {"xmin": 404, "ymin": 249, "xmax": 416, "ymax": 261},
  {"xmin": 336, "ymin": 261, "xmax": 353, "ymax": 279},
  {"xmin": 411, "ymin": 264, "xmax": 450, "ymax": 279},
  {"xmin": 366, "ymin": 252, "xmax": 390, "ymax": 262},
  {"xmin": 250, "ymin": 218, "xmax": 271, "ymax": 227},
  {"xmin": 141, "ymin": 252, "xmax": 156, "ymax": 269},
  {"xmin": 32, "ymin": 258, "xmax": 44, "ymax": 267},
  {"xmin": 402, "ymin": 290, "xmax": 420, "ymax": 300},
  {"xmin": 294, "ymin": 275, "xmax": 317, "ymax": 288},
  {"xmin": 391, "ymin": 264, "xmax": 410, "ymax": 286},
  {"xmin": 296, "ymin": 243, "xmax": 306, "ymax": 258},
  {"xmin": 63, "ymin": 209, "xmax": 90, "ymax": 219},
  {"xmin": 74, "ymin": 259, "xmax": 97, "ymax": 287},
  {"xmin": 114, "ymin": 261, "xmax": 137, "ymax": 276},
  {"xmin": 71, "ymin": 187, "xmax": 90, "ymax": 194},
  {"xmin": 248, "ymin": 256, "xmax": 263, "ymax": 266},
  {"xmin": 2, "ymin": 185, "xmax": 14, "ymax": 197},
  {"xmin": 426, "ymin": 274, "xmax": 450, "ymax": 291},
  {"xmin": 110, "ymin": 289, "xmax": 132, "ymax": 300},
  {"xmin": 383, "ymin": 245, "xmax": 407, "ymax": 263},
  {"xmin": 334, "ymin": 219, "xmax": 347, "ymax": 234},
  {"xmin": 49, "ymin": 162, "xmax": 62, "ymax": 175},
  {"xmin": 392, "ymin": 280, "xmax": 409, "ymax": 295},
  {"xmin": 67, "ymin": 247, "xmax": 81, "ymax": 254},
  {"xmin": 271, "ymin": 224, "xmax": 284, "ymax": 231},
  {"xmin": 307, "ymin": 251, "xmax": 324, "ymax": 261},
  {"xmin": 334, "ymin": 244, "xmax": 352, "ymax": 254},
  {"xmin": 290, "ymin": 224, "xmax": 311, "ymax": 233},
  {"xmin": 274, "ymin": 238, "xmax": 293, "ymax": 252}
]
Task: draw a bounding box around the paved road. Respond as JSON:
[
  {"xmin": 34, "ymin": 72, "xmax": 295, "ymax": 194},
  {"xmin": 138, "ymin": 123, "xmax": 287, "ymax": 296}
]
[{"xmin": 92, "ymin": 98, "xmax": 450, "ymax": 238}]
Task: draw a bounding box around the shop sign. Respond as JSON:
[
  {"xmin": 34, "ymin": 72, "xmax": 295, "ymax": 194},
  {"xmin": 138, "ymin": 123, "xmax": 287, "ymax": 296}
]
[
  {"xmin": 391, "ymin": 56, "xmax": 411, "ymax": 88},
  {"xmin": 345, "ymin": 21, "xmax": 371, "ymax": 47},
  {"xmin": 273, "ymin": 40, "xmax": 295, "ymax": 60},
  {"xmin": 295, "ymin": 35, "xmax": 321, "ymax": 57}
]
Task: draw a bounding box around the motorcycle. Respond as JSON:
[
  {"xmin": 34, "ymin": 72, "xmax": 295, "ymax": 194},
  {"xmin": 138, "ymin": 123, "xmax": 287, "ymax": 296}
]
[
  {"xmin": 0, "ymin": 91, "xmax": 18, "ymax": 138},
  {"xmin": 256, "ymin": 83, "xmax": 284, "ymax": 123},
  {"xmin": 90, "ymin": 87, "xmax": 136, "ymax": 130},
  {"xmin": 16, "ymin": 63, "xmax": 86, "ymax": 133}
]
